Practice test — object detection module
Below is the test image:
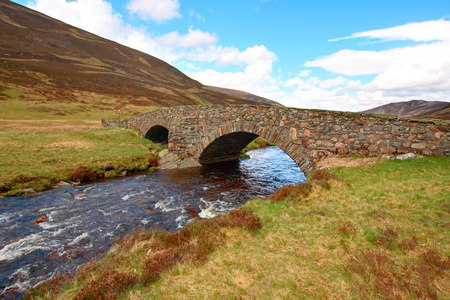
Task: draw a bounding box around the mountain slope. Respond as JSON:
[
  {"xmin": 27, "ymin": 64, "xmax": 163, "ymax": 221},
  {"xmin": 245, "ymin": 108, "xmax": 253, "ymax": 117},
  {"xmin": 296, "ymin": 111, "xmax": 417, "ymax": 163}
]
[
  {"xmin": 363, "ymin": 100, "xmax": 450, "ymax": 120},
  {"xmin": 0, "ymin": 0, "xmax": 280, "ymax": 119},
  {"xmin": 206, "ymin": 86, "xmax": 283, "ymax": 107}
]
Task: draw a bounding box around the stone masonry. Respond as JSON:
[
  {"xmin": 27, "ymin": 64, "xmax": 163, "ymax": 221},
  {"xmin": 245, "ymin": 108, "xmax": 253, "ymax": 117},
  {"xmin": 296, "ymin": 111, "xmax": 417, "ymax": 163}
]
[{"xmin": 120, "ymin": 105, "xmax": 450, "ymax": 175}]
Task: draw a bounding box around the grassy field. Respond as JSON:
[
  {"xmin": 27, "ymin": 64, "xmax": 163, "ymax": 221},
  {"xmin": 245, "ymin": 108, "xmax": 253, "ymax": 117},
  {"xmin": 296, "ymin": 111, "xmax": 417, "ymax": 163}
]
[
  {"xmin": 0, "ymin": 119, "xmax": 160, "ymax": 196},
  {"xmin": 27, "ymin": 156, "xmax": 450, "ymax": 299},
  {"xmin": 0, "ymin": 84, "xmax": 160, "ymax": 120}
]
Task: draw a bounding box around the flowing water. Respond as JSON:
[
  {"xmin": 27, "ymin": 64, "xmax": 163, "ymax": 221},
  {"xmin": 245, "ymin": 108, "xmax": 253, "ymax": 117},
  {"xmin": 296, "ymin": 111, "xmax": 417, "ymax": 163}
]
[{"xmin": 0, "ymin": 146, "xmax": 305, "ymax": 299}]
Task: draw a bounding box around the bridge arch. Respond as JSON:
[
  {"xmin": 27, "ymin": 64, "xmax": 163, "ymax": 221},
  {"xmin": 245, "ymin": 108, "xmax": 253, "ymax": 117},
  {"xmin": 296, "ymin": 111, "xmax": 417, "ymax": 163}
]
[
  {"xmin": 198, "ymin": 122, "xmax": 315, "ymax": 174},
  {"xmin": 145, "ymin": 125, "xmax": 169, "ymax": 144}
]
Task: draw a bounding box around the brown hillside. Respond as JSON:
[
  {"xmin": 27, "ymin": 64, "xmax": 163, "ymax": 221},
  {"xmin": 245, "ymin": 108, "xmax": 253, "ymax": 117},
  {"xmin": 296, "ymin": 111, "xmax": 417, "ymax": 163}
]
[
  {"xmin": 206, "ymin": 86, "xmax": 283, "ymax": 107},
  {"xmin": 415, "ymin": 103, "xmax": 450, "ymax": 120},
  {"xmin": 363, "ymin": 100, "xmax": 450, "ymax": 120},
  {"xmin": 0, "ymin": 0, "xmax": 276, "ymax": 119}
]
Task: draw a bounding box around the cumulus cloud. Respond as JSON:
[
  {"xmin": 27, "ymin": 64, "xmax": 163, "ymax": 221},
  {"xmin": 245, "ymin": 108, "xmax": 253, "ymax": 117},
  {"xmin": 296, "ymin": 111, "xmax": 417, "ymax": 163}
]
[
  {"xmin": 126, "ymin": 0, "xmax": 181, "ymax": 22},
  {"xmin": 187, "ymin": 49, "xmax": 279, "ymax": 99},
  {"xmin": 27, "ymin": 0, "xmax": 130, "ymax": 41},
  {"xmin": 301, "ymin": 19, "xmax": 450, "ymax": 110},
  {"xmin": 185, "ymin": 45, "xmax": 277, "ymax": 65},
  {"xmin": 156, "ymin": 28, "xmax": 218, "ymax": 48}
]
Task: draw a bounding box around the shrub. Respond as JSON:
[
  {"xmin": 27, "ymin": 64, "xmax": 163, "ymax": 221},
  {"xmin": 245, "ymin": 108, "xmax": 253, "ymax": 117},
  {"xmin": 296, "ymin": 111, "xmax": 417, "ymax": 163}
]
[
  {"xmin": 0, "ymin": 182, "xmax": 11, "ymax": 193},
  {"xmin": 148, "ymin": 155, "xmax": 158, "ymax": 167},
  {"xmin": 25, "ymin": 274, "xmax": 70, "ymax": 299},
  {"xmin": 217, "ymin": 208, "xmax": 262, "ymax": 231},
  {"xmin": 143, "ymin": 249, "xmax": 178, "ymax": 282},
  {"xmin": 348, "ymin": 249, "xmax": 449, "ymax": 299},
  {"xmin": 307, "ymin": 210, "xmax": 327, "ymax": 216},
  {"xmin": 337, "ymin": 221, "xmax": 358, "ymax": 235},
  {"xmin": 310, "ymin": 169, "xmax": 339, "ymax": 190},
  {"xmin": 399, "ymin": 235, "xmax": 419, "ymax": 251},
  {"xmin": 373, "ymin": 227, "xmax": 398, "ymax": 249},
  {"xmin": 116, "ymin": 228, "xmax": 164, "ymax": 251},
  {"xmin": 269, "ymin": 184, "xmax": 294, "ymax": 202},
  {"xmin": 14, "ymin": 174, "xmax": 33, "ymax": 183},
  {"xmin": 291, "ymin": 182, "xmax": 313, "ymax": 198},
  {"xmin": 74, "ymin": 269, "xmax": 138, "ymax": 300},
  {"xmin": 68, "ymin": 165, "xmax": 103, "ymax": 183}
]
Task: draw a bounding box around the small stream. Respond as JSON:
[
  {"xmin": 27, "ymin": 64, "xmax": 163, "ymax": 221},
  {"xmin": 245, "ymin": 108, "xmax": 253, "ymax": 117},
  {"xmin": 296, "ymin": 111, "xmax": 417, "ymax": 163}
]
[{"xmin": 0, "ymin": 146, "xmax": 305, "ymax": 299}]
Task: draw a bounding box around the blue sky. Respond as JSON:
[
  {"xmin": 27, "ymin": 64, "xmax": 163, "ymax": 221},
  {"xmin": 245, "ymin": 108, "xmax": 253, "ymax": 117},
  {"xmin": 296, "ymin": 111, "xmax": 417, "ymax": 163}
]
[{"xmin": 12, "ymin": 0, "xmax": 450, "ymax": 111}]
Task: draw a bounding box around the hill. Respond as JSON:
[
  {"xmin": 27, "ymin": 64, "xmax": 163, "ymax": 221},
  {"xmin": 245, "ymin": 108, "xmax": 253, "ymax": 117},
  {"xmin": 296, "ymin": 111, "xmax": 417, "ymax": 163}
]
[
  {"xmin": 363, "ymin": 100, "xmax": 450, "ymax": 120},
  {"xmin": 0, "ymin": 0, "xmax": 280, "ymax": 120},
  {"xmin": 206, "ymin": 86, "xmax": 283, "ymax": 107}
]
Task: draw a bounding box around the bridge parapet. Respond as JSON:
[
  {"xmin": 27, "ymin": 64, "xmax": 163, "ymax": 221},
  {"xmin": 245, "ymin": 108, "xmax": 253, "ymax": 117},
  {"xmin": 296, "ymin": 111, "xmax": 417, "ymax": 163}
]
[{"xmin": 123, "ymin": 105, "xmax": 450, "ymax": 174}]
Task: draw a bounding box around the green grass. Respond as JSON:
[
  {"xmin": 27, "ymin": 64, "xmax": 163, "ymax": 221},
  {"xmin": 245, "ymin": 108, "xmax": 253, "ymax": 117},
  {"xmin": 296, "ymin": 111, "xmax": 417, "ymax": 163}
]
[
  {"xmin": 0, "ymin": 119, "xmax": 161, "ymax": 196},
  {"xmin": 244, "ymin": 136, "xmax": 275, "ymax": 151},
  {"xmin": 26, "ymin": 157, "xmax": 450, "ymax": 299}
]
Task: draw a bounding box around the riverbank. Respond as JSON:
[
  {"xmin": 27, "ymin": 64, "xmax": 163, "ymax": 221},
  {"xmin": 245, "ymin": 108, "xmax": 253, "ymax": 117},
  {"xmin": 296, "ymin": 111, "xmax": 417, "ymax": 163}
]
[
  {"xmin": 27, "ymin": 156, "xmax": 450, "ymax": 299},
  {"xmin": 0, "ymin": 120, "xmax": 161, "ymax": 197}
]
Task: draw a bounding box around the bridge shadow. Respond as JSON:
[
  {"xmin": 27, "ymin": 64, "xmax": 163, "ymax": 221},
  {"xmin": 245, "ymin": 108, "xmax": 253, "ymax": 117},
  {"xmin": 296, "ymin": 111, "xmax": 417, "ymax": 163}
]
[
  {"xmin": 145, "ymin": 125, "xmax": 169, "ymax": 144},
  {"xmin": 199, "ymin": 132, "xmax": 259, "ymax": 164}
]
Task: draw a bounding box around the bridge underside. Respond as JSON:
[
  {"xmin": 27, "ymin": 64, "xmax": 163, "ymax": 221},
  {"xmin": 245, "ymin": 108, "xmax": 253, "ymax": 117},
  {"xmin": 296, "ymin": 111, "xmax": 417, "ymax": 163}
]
[
  {"xmin": 145, "ymin": 125, "xmax": 169, "ymax": 144},
  {"xmin": 199, "ymin": 132, "xmax": 259, "ymax": 164}
]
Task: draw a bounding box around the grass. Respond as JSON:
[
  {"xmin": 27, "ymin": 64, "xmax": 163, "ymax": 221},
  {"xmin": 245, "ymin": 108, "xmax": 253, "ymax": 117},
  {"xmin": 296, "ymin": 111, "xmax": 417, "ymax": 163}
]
[
  {"xmin": 0, "ymin": 119, "xmax": 161, "ymax": 196},
  {"xmin": 25, "ymin": 157, "xmax": 450, "ymax": 299},
  {"xmin": 244, "ymin": 136, "xmax": 275, "ymax": 152},
  {"xmin": 0, "ymin": 84, "xmax": 160, "ymax": 121}
]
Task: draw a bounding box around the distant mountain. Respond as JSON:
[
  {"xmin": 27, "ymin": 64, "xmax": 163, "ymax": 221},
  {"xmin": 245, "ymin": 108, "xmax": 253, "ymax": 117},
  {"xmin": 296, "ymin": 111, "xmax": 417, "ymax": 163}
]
[
  {"xmin": 363, "ymin": 100, "xmax": 450, "ymax": 120},
  {"xmin": 206, "ymin": 86, "xmax": 284, "ymax": 107},
  {"xmin": 0, "ymin": 0, "xmax": 281, "ymax": 119}
]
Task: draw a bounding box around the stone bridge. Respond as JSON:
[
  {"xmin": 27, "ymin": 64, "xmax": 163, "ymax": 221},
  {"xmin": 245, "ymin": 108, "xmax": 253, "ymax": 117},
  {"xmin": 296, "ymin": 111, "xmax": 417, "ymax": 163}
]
[{"xmin": 121, "ymin": 105, "xmax": 450, "ymax": 175}]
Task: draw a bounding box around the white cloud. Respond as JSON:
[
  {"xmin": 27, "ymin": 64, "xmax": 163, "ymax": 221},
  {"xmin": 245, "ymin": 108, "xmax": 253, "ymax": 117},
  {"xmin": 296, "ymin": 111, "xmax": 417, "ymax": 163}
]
[
  {"xmin": 126, "ymin": 0, "xmax": 181, "ymax": 23},
  {"xmin": 27, "ymin": 0, "xmax": 130, "ymax": 41},
  {"xmin": 297, "ymin": 70, "xmax": 311, "ymax": 78},
  {"xmin": 302, "ymin": 19, "xmax": 450, "ymax": 110},
  {"xmin": 187, "ymin": 9, "xmax": 205, "ymax": 23},
  {"xmin": 319, "ymin": 77, "xmax": 347, "ymax": 89},
  {"xmin": 191, "ymin": 45, "xmax": 277, "ymax": 66},
  {"xmin": 156, "ymin": 28, "xmax": 218, "ymax": 48},
  {"xmin": 330, "ymin": 19, "xmax": 450, "ymax": 42},
  {"xmin": 187, "ymin": 50, "xmax": 279, "ymax": 100}
]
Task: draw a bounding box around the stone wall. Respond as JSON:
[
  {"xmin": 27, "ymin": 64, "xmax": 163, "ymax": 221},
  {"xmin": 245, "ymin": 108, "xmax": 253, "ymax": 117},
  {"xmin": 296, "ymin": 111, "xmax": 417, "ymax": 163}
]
[{"xmin": 122, "ymin": 105, "xmax": 450, "ymax": 174}]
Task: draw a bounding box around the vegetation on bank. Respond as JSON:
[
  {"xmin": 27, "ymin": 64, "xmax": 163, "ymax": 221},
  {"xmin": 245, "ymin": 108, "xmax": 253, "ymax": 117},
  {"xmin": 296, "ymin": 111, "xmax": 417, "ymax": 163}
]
[
  {"xmin": 0, "ymin": 120, "xmax": 161, "ymax": 196},
  {"xmin": 26, "ymin": 156, "xmax": 449, "ymax": 299},
  {"xmin": 0, "ymin": 120, "xmax": 275, "ymax": 197},
  {"xmin": 240, "ymin": 136, "xmax": 275, "ymax": 159}
]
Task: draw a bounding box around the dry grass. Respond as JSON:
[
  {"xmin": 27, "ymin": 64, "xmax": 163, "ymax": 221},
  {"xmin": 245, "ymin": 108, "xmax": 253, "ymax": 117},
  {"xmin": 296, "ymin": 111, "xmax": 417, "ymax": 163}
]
[
  {"xmin": 25, "ymin": 158, "xmax": 450, "ymax": 299},
  {"xmin": 131, "ymin": 158, "xmax": 449, "ymax": 299},
  {"xmin": 348, "ymin": 249, "xmax": 449, "ymax": 299},
  {"xmin": 74, "ymin": 269, "xmax": 138, "ymax": 300}
]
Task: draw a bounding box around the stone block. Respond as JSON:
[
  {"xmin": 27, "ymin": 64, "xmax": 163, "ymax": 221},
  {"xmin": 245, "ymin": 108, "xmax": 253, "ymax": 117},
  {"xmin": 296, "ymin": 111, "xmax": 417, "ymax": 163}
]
[
  {"xmin": 379, "ymin": 145, "xmax": 396, "ymax": 155},
  {"xmin": 304, "ymin": 129, "xmax": 311, "ymax": 137},
  {"xmin": 368, "ymin": 144, "xmax": 379, "ymax": 153},
  {"xmin": 357, "ymin": 133, "xmax": 367, "ymax": 141},
  {"xmin": 411, "ymin": 143, "xmax": 426, "ymax": 149},
  {"xmin": 335, "ymin": 142, "xmax": 346, "ymax": 149},
  {"xmin": 402, "ymin": 141, "xmax": 412, "ymax": 148}
]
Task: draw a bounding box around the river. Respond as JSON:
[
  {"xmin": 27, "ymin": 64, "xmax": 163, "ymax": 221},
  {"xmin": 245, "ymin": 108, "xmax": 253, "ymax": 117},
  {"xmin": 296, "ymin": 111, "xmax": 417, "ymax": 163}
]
[{"xmin": 0, "ymin": 146, "xmax": 305, "ymax": 299}]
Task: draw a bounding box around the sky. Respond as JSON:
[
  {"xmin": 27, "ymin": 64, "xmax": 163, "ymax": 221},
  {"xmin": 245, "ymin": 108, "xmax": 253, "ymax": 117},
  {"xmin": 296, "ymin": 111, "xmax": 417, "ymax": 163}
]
[{"xmin": 11, "ymin": 0, "xmax": 450, "ymax": 111}]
